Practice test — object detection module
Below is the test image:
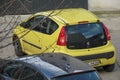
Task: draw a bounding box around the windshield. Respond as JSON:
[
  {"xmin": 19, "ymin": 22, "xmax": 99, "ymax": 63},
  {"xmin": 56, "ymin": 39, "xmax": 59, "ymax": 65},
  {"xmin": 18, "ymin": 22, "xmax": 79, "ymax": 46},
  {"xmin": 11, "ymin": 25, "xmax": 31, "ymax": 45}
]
[
  {"xmin": 52, "ymin": 71, "xmax": 101, "ymax": 80},
  {"xmin": 65, "ymin": 22, "xmax": 107, "ymax": 49}
]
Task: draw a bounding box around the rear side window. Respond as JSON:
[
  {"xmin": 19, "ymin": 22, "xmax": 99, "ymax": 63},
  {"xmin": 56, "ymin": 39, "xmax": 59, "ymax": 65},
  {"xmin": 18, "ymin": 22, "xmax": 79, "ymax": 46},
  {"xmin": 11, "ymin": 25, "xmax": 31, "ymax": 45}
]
[
  {"xmin": 40, "ymin": 18, "xmax": 58, "ymax": 34},
  {"xmin": 65, "ymin": 22, "xmax": 107, "ymax": 49}
]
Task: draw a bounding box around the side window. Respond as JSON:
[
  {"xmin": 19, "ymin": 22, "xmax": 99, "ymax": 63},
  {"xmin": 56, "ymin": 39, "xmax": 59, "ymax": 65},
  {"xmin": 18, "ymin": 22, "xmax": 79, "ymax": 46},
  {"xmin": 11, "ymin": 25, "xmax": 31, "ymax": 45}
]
[
  {"xmin": 0, "ymin": 75, "xmax": 5, "ymax": 80},
  {"xmin": 20, "ymin": 67, "xmax": 45, "ymax": 80},
  {"xmin": 26, "ymin": 16, "xmax": 43, "ymax": 29},
  {"xmin": 1, "ymin": 62, "xmax": 23, "ymax": 79}
]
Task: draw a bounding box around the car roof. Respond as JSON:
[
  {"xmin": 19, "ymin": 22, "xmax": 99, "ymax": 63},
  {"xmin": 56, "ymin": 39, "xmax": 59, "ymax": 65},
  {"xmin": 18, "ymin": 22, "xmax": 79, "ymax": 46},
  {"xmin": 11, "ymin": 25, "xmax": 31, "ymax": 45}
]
[
  {"xmin": 35, "ymin": 8, "xmax": 99, "ymax": 25},
  {"xmin": 16, "ymin": 53, "xmax": 95, "ymax": 79}
]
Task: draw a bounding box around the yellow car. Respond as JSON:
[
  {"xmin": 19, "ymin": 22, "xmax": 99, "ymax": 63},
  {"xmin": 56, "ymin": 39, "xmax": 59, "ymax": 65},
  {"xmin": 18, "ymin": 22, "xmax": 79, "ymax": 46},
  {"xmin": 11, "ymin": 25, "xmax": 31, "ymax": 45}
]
[{"xmin": 13, "ymin": 8, "xmax": 116, "ymax": 72}]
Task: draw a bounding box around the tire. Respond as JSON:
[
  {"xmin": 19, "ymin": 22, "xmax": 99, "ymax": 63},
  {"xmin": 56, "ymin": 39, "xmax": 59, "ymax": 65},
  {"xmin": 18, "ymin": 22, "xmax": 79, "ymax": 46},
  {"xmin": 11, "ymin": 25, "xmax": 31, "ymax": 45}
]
[
  {"xmin": 103, "ymin": 64, "xmax": 115, "ymax": 72},
  {"xmin": 13, "ymin": 37, "xmax": 25, "ymax": 57}
]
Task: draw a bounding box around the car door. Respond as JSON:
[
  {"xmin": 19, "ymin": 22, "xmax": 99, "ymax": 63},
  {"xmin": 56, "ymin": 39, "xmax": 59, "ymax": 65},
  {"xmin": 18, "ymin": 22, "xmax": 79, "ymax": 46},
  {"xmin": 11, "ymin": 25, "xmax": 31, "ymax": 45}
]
[
  {"xmin": 21, "ymin": 16, "xmax": 59, "ymax": 54},
  {"xmin": 20, "ymin": 15, "xmax": 44, "ymax": 54}
]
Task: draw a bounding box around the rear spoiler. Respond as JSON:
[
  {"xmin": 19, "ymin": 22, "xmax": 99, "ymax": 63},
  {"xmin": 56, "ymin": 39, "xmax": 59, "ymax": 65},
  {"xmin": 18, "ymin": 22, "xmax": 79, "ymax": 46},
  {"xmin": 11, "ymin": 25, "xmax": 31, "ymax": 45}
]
[{"xmin": 52, "ymin": 70, "xmax": 96, "ymax": 79}]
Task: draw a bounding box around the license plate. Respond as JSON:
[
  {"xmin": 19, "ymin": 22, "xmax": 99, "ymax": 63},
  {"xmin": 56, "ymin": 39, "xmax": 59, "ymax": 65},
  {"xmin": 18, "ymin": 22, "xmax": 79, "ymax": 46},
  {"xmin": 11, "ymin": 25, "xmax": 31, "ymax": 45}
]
[{"xmin": 86, "ymin": 59, "xmax": 101, "ymax": 66}]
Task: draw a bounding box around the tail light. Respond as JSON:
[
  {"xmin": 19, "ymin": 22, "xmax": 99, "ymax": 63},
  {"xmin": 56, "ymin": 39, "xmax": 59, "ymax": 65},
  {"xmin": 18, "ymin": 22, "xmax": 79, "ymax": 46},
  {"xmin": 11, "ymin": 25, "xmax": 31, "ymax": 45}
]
[
  {"xmin": 57, "ymin": 27, "xmax": 66, "ymax": 46},
  {"xmin": 102, "ymin": 22, "xmax": 111, "ymax": 40}
]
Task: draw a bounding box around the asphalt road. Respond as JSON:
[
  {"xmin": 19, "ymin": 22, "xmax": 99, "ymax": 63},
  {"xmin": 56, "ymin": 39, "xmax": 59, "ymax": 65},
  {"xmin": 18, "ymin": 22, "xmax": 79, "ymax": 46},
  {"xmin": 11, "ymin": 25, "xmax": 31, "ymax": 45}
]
[
  {"xmin": 99, "ymin": 30, "xmax": 120, "ymax": 80},
  {"xmin": 97, "ymin": 13, "xmax": 120, "ymax": 80},
  {"xmin": 0, "ymin": 13, "xmax": 120, "ymax": 80}
]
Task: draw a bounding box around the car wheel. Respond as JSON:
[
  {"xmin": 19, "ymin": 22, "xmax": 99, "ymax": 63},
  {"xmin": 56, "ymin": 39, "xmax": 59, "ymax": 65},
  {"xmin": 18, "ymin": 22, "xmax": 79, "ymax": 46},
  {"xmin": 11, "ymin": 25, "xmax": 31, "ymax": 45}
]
[
  {"xmin": 103, "ymin": 64, "xmax": 115, "ymax": 72},
  {"xmin": 13, "ymin": 37, "xmax": 25, "ymax": 57}
]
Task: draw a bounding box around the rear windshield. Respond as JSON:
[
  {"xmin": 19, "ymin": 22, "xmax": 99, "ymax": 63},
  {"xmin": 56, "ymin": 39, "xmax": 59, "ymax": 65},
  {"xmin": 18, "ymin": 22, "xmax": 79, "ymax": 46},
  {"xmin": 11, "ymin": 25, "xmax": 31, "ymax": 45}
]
[
  {"xmin": 52, "ymin": 71, "xmax": 101, "ymax": 80},
  {"xmin": 65, "ymin": 22, "xmax": 107, "ymax": 49}
]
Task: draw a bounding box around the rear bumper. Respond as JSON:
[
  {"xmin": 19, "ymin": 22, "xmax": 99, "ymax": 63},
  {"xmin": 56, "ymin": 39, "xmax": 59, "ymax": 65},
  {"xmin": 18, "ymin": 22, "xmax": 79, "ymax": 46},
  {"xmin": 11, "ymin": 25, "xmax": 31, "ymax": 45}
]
[
  {"xmin": 75, "ymin": 51, "xmax": 116, "ymax": 67},
  {"xmin": 76, "ymin": 51, "xmax": 114, "ymax": 61}
]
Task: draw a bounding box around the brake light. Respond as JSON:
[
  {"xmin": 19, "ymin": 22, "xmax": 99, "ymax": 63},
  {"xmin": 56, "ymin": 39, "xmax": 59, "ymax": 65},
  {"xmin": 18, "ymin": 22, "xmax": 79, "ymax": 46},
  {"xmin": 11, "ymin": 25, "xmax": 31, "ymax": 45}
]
[
  {"xmin": 102, "ymin": 22, "xmax": 111, "ymax": 40},
  {"xmin": 57, "ymin": 27, "xmax": 66, "ymax": 46}
]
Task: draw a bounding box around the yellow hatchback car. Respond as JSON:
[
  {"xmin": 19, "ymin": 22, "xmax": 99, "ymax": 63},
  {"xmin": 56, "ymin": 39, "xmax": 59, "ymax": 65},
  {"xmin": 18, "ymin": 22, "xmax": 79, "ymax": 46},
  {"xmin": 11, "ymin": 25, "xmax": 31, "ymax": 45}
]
[{"xmin": 13, "ymin": 8, "xmax": 116, "ymax": 72}]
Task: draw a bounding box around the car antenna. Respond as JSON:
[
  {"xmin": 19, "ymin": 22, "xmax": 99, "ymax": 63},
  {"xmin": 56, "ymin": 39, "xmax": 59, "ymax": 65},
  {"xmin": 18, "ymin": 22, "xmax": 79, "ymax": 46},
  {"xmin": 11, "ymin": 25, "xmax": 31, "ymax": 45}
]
[{"xmin": 52, "ymin": 49, "xmax": 55, "ymax": 53}]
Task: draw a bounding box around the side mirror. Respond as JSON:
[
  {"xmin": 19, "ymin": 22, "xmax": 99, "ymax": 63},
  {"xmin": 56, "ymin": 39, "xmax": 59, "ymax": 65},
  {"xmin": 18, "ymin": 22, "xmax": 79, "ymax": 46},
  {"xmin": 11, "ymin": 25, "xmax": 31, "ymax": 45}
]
[{"xmin": 20, "ymin": 22, "xmax": 28, "ymax": 28}]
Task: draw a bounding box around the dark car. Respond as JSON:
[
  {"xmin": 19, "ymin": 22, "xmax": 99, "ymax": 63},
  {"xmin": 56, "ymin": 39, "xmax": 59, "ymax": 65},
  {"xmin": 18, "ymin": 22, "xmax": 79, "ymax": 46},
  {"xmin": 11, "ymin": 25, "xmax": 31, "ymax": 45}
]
[{"xmin": 0, "ymin": 53, "xmax": 102, "ymax": 80}]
